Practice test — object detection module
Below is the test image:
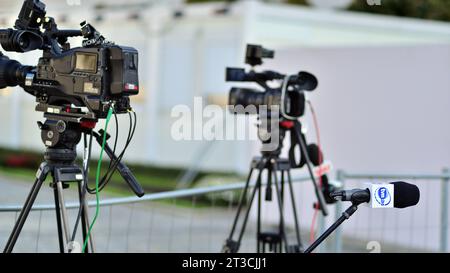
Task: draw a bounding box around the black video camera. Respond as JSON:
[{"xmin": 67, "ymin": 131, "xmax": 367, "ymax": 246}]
[
  {"xmin": 0, "ymin": 0, "xmax": 139, "ymax": 119},
  {"xmin": 227, "ymin": 44, "xmax": 317, "ymax": 118}
]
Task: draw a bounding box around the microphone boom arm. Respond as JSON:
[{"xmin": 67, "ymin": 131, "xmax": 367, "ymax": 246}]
[{"xmin": 304, "ymin": 202, "xmax": 360, "ymax": 253}]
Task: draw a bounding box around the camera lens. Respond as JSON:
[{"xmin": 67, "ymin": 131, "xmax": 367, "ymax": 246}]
[
  {"xmin": 229, "ymin": 87, "xmax": 267, "ymax": 114},
  {"xmin": 0, "ymin": 54, "xmax": 29, "ymax": 89}
]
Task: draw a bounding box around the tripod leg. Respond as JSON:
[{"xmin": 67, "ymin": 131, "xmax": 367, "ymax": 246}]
[
  {"xmin": 3, "ymin": 163, "xmax": 50, "ymax": 253},
  {"xmin": 257, "ymin": 169, "xmax": 264, "ymax": 253},
  {"xmin": 55, "ymin": 180, "xmax": 71, "ymax": 252},
  {"xmin": 223, "ymin": 164, "xmax": 262, "ymax": 253},
  {"xmin": 295, "ymin": 123, "xmax": 328, "ymax": 216},
  {"xmin": 225, "ymin": 167, "xmax": 255, "ymax": 241},
  {"xmin": 236, "ymin": 169, "xmax": 262, "ymax": 247},
  {"xmin": 281, "ymin": 171, "xmax": 285, "ymax": 204},
  {"xmin": 279, "ymin": 171, "xmax": 285, "ymax": 240},
  {"xmin": 270, "ymin": 160, "xmax": 289, "ymax": 253},
  {"xmin": 81, "ymin": 190, "xmax": 95, "ymax": 252},
  {"xmin": 53, "ymin": 184, "xmax": 65, "ymax": 253},
  {"xmin": 77, "ymin": 182, "xmax": 90, "ymax": 253},
  {"xmin": 287, "ymin": 170, "xmax": 303, "ymax": 249}
]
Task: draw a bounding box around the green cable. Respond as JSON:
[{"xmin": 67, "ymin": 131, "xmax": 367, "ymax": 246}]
[{"xmin": 82, "ymin": 106, "xmax": 114, "ymax": 253}]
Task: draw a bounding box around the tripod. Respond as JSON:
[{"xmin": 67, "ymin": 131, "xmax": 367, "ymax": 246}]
[
  {"xmin": 222, "ymin": 119, "xmax": 328, "ymax": 253},
  {"xmin": 3, "ymin": 115, "xmax": 144, "ymax": 253},
  {"xmin": 223, "ymin": 153, "xmax": 302, "ymax": 253}
]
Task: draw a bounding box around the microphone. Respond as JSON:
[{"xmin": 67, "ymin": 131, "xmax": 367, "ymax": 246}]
[{"xmin": 330, "ymin": 181, "xmax": 420, "ymax": 208}]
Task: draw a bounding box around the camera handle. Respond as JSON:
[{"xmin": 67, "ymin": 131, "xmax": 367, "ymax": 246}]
[{"xmin": 92, "ymin": 130, "xmax": 145, "ymax": 197}]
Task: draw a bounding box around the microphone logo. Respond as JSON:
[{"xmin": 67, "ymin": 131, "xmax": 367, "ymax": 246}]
[{"xmin": 374, "ymin": 187, "xmax": 392, "ymax": 206}]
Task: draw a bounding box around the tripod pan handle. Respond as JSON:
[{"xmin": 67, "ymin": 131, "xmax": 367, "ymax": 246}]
[{"xmin": 116, "ymin": 162, "xmax": 145, "ymax": 197}]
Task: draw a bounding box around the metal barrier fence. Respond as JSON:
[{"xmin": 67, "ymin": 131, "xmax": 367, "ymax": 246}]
[{"xmin": 0, "ymin": 169, "xmax": 448, "ymax": 253}]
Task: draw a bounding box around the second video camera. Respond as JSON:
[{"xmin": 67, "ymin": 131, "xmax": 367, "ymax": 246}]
[{"xmin": 227, "ymin": 44, "xmax": 318, "ymax": 119}]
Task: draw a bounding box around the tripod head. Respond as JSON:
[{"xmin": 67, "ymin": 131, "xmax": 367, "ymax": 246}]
[
  {"xmin": 37, "ymin": 109, "xmax": 144, "ymax": 197},
  {"xmin": 39, "ymin": 115, "xmax": 83, "ymax": 164}
]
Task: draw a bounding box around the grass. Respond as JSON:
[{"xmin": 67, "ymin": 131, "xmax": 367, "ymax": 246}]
[
  {"xmin": 0, "ymin": 146, "xmax": 185, "ymax": 193},
  {"xmin": 0, "ymin": 164, "xmax": 177, "ymax": 194},
  {"xmin": 0, "ymin": 166, "xmax": 38, "ymax": 180},
  {"xmin": 0, "ymin": 147, "xmax": 241, "ymax": 207}
]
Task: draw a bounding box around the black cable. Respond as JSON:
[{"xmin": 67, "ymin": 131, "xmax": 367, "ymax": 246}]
[
  {"xmin": 96, "ymin": 113, "xmax": 132, "ymax": 191},
  {"xmin": 97, "ymin": 111, "xmax": 136, "ymax": 191},
  {"xmin": 86, "ymin": 110, "xmax": 137, "ymax": 194},
  {"xmin": 94, "ymin": 110, "xmax": 119, "ymax": 190},
  {"xmin": 100, "ymin": 111, "xmax": 136, "ymax": 190},
  {"xmin": 107, "ymin": 110, "xmax": 119, "ymax": 170},
  {"xmin": 103, "ymin": 112, "xmax": 131, "ymax": 184},
  {"xmin": 86, "ymin": 111, "xmax": 123, "ymax": 193}
]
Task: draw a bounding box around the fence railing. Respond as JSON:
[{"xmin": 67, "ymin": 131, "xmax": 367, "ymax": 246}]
[{"xmin": 0, "ymin": 169, "xmax": 448, "ymax": 253}]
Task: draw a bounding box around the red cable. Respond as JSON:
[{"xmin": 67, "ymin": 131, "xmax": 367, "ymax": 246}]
[{"xmin": 308, "ymin": 101, "xmax": 323, "ymax": 244}]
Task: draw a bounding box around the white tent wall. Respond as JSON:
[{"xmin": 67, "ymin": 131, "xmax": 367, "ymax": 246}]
[{"xmin": 269, "ymin": 45, "xmax": 450, "ymax": 174}]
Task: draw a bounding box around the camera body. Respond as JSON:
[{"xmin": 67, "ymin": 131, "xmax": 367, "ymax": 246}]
[
  {"xmin": 0, "ymin": 0, "xmax": 139, "ymax": 119},
  {"xmin": 30, "ymin": 45, "xmax": 139, "ymax": 118}
]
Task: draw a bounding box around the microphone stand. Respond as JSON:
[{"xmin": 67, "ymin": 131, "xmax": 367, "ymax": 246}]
[{"xmin": 304, "ymin": 202, "xmax": 361, "ymax": 253}]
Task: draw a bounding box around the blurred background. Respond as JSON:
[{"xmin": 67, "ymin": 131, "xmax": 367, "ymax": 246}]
[{"xmin": 0, "ymin": 0, "xmax": 449, "ymax": 253}]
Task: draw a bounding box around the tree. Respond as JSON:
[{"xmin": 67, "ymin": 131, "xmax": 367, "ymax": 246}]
[
  {"xmin": 186, "ymin": 0, "xmax": 450, "ymax": 22},
  {"xmin": 348, "ymin": 0, "xmax": 450, "ymax": 22}
]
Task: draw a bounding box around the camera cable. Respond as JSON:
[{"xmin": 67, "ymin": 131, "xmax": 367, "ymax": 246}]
[
  {"xmin": 96, "ymin": 110, "xmax": 136, "ymax": 192},
  {"xmin": 82, "ymin": 104, "xmax": 114, "ymax": 253},
  {"xmin": 85, "ymin": 109, "xmax": 135, "ymax": 193}
]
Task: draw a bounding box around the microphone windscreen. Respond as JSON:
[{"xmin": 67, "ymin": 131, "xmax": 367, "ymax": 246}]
[{"xmin": 391, "ymin": 181, "xmax": 420, "ymax": 208}]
